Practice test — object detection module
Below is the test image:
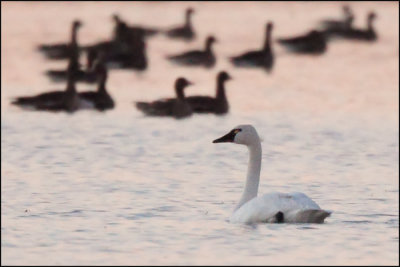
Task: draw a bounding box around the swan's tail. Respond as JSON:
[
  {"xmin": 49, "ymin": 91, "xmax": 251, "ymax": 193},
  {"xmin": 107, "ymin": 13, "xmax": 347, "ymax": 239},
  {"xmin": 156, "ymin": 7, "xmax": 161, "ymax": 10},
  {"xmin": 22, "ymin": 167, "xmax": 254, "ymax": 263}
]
[{"xmin": 295, "ymin": 209, "xmax": 331, "ymax": 223}]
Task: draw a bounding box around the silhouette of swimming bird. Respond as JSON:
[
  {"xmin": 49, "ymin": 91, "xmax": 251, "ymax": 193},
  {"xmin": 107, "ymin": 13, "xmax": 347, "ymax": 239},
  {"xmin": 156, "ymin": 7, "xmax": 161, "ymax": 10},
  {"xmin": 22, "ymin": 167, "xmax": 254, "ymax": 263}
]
[
  {"xmin": 12, "ymin": 60, "xmax": 82, "ymax": 113},
  {"xmin": 167, "ymin": 36, "xmax": 216, "ymax": 68},
  {"xmin": 135, "ymin": 78, "xmax": 193, "ymax": 119},
  {"xmin": 319, "ymin": 5, "xmax": 354, "ymax": 31},
  {"xmin": 45, "ymin": 49, "xmax": 98, "ymax": 83},
  {"xmin": 324, "ymin": 12, "xmax": 377, "ymax": 41},
  {"xmin": 230, "ymin": 22, "xmax": 274, "ymax": 72},
  {"xmin": 38, "ymin": 20, "xmax": 83, "ymax": 60},
  {"xmin": 187, "ymin": 71, "xmax": 232, "ymax": 115},
  {"xmin": 79, "ymin": 59, "xmax": 115, "ymax": 111},
  {"xmin": 278, "ymin": 30, "xmax": 327, "ymax": 54},
  {"xmin": 85, "ymin": 21, "xmax": 148, "ymax": 71},
  {"xmin": 165, "ymin": 7, "xmax": 195, "ymax": 41},
  {"xmin": 112, "ymin": 14, "xmax": 160, "ymax": 40}
]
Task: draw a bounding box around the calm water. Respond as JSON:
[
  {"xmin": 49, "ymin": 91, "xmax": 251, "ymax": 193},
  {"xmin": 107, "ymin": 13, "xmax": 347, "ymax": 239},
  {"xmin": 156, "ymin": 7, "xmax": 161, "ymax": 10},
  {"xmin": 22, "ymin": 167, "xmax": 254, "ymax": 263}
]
[{"xmin": 2, "ymin": 1, "xmax": 399, "ymax": 265}]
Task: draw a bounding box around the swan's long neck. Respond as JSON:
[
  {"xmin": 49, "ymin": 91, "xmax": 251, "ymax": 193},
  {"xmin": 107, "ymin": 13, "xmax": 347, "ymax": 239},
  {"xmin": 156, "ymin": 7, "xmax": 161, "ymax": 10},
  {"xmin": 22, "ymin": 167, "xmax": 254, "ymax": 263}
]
[{"xmin": 235, "ymin": 141, "xmax": 262, "ymax": 211}]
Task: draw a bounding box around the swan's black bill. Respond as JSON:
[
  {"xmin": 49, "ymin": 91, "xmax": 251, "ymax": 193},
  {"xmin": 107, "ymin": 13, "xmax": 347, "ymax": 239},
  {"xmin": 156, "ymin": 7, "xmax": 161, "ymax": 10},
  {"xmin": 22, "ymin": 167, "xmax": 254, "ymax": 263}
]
[{"xmin": 212, "ymin": 129, "xmax": 241, "ymax": 143}]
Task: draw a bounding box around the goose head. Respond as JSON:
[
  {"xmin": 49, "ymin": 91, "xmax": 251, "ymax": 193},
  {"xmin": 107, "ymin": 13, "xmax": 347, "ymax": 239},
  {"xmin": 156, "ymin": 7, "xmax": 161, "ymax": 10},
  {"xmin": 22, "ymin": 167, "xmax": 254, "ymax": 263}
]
[
  {"xmin": 112, "ymin": 14, "xmax": 121, "ymax": 23},
  {"xmin": 343, "ymin": 5, "xmax": 352, "ymax": 17},
  {"xmin": 368, "ymin": 12, "xmax": 377, "ymax": 22},
  {"xmin": 186, "ymin": 7, "xmax": 194, "ymax": 16},
  {"xmin": 175, "ymin": 77, "xmax": 193, "ymax": 99},
  {"xmin": 367, "ymin": 12, "xmax": 377, "ymax": 31},
  {"xmin": 218, "ymin": 71, "xmax": 232, "ymax": 82},
  {"xmin": 205, "ymin": 36, "xmax": 217, "ymax": 50},
  {"xmin": 213, "ymin": 125, "xmax": 260, "ymax": 146},
  {"xmin": 207, "ymin": 36, "xmax": 217, "ymax": 44},
  {"xmin": 175, "ymin": 77, "xmax": 192, "ymax": 89},
  {"xmin": 73, "ymin": 20, "xmax": 82, "ymax": 29}
]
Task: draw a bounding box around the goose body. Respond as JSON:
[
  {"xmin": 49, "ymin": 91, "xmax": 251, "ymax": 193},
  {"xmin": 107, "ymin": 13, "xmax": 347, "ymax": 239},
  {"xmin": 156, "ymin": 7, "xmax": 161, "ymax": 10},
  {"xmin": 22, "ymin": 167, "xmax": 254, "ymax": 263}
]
[
  {"xmin": 45, "ymin": 68, "xmax": 97, "ymax": 84},
  {"xmin": 167, "ymin": 36, "xmax": 216, "ymax": 68},
  {"xmin": 38, "ymin": 20, "xmax": 83, "ymax": 60},
  {"xmin": 230, "ymin": 22, "xmax": 274, "ymax": 72},
  {"xmin": 187, "ymin": 71, "xmax": 231, "ymax": 114},
  {"xmin": 324, "ymin": 12, "xmax": 377, "ymax": 41},
  {"xmin": 135, "ymin": 78, "xmax": 193, "ymax": 119},
  {"xmin": 213, "ymin": 125, "xmax": 331, "ymax": 224},
  {"xmin": 86, "ymin": 18, "xmax": 148, "ymax": 71},
  {"xmin": 12, "ymin": 60, "xmax": 88, "ymax": 113},
  {"xmin": 165, "ymin": 8, "xmax": 195, "ymax": 41},
  {"xmin": 112, "ymin": 14, "xmax": 160, "ymax": 41},
  {"xmin": 278, "ymin": 30, "xmax": 327, "ymax": 54}
]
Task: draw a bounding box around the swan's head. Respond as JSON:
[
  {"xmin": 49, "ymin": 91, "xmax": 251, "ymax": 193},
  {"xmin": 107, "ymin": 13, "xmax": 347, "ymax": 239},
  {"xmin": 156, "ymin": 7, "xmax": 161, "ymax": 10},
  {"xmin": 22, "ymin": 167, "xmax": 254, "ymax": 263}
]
[{"xmin": 213, "ymin": 125, "xmax": 260, "ymax": 146}]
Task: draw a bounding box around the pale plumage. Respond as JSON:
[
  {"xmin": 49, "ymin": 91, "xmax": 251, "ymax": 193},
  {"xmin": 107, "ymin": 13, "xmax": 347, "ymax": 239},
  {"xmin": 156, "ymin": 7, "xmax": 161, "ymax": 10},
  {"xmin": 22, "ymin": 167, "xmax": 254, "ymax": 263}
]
[{"xmin": 213, "ymin": 125, "xmax": 331, "ymax": 224}]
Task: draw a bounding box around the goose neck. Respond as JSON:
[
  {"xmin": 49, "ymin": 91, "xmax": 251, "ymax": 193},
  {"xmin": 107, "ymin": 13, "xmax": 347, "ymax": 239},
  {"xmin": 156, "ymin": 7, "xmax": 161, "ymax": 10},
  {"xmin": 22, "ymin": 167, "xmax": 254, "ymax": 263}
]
[
  {"xmin": 205, "ymin": 41, "xmax": 214, "ymax": 53},
  {"xmin": 263, "ymin": 27, "xmax": 272, "ymax": 51},
  {"xmin": 367, "ymin": 17, "xmax": 375, "ymax": 32},
  {"xmin": 185, "ymin": 12, "xmax": 192, "ymax": 28},
  {"xmin": 97, "ymin": 71, "xmax": 107, "ymax": 93},
  {"xmin": 66, "ymin": 76, "xmax": 76, "ymax": 93},
  {"xmin": 71, "ymin": 25, "xmax": 79, "ymax": 45},
  {"xmin": 175, "ymin": 86, "xmax": 185, "ymax": 100},
  {"xmin": 216, "ymin": 79, "xmax": 226, "ymax": 100}
]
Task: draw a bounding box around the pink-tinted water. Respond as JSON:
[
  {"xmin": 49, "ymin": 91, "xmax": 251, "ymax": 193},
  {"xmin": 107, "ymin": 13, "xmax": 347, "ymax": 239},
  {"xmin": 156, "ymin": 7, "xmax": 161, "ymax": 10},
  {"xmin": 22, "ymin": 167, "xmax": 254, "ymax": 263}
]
[{"xmin": 2, "ymin": 1, "xmax": 399, "ymax": 265}]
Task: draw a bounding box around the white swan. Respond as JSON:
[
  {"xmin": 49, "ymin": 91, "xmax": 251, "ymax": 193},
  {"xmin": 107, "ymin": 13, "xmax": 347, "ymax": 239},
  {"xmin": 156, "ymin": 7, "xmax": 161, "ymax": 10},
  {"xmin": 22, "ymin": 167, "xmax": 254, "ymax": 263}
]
[{"xmin": 213, "ymin": 124, "xmax": 331, "ymax": 224}]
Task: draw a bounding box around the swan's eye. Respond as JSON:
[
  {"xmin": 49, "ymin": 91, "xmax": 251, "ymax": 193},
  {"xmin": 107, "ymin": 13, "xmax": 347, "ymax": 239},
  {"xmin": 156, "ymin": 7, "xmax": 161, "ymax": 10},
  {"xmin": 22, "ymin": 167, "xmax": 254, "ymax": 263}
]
[{"xmin": 233, "ymin": 129, "xmax": 241, "ymax": 134}]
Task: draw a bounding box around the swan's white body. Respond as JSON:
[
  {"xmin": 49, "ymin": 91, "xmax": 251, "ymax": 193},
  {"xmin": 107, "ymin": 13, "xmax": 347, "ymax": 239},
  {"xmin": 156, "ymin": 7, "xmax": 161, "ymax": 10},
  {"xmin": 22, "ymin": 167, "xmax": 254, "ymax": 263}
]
[
  {"xmin": 213, "ymin": 124, "xmax": 331, "ymax": 224},
  {"xmin": 230, "ymin": 192, "xmax": 325, "ymax": 223}
]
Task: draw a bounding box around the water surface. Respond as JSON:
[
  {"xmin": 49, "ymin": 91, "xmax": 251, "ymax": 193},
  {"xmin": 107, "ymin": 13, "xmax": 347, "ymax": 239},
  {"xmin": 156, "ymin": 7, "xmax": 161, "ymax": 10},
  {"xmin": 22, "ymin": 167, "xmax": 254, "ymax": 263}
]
[{"xmin": 2, "ymin": 1, "xmax": 399, "ymax": 265}]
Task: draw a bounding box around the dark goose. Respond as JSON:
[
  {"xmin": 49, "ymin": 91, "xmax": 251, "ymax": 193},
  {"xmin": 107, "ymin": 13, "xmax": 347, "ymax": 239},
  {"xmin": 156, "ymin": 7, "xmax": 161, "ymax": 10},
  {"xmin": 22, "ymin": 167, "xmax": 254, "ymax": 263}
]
[
  {"xmin": 165, "ymin": 8, "xmax": 195, "ymax": 41},
  {"xmin": 319, "ymin": 5, "xmax": 354, "ymax": 30},
  {"xmin": 135, "ymin": 78, "xmax": 193, "ymax": 119},
  {"xmin": 45, "ymin": 49, "xmax": 98, "ymax": 83},
  {"xmin": 112, "ymin": 14, "xmax": 160, "ymax": 40},
  {"xmin": 324, "ymin": 12, "xmax": 377, "ymax": 41},
  {"xmin": 12, "ymin": 60, "xmax": 80, "ymax": 113},
  {"xmin": 38, "ymin": 20, "xmax": 83, "ymax": 60},
  {"xmin": 187, "ymin": 71, "xmax": 232, "ymax": 115},
  {"xmin": 167, "ymin": 36, "xmax": 216, "ymax": 68},
  {"xmin": 230, "ymin": 22, "xmax": 274, "ymax": 72},
  {"xmin": 277, "ymin": 30, "xmax": 327, "ymax": 54},
  {"xmin": 79, "ymin": 60, "xmax": 115, "ymax": 111},
  {"xmin": 85, "ymin": 24, "xmax": 148, "ymax": 71}
]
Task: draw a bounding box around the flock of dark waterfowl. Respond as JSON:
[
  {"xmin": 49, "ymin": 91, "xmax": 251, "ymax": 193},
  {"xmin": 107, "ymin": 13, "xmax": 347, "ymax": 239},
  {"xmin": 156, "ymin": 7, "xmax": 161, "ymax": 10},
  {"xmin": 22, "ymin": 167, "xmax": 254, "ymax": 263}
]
[{"xmin": 11, "ymin": 5, "xmax": 378, "ymax": 118}]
